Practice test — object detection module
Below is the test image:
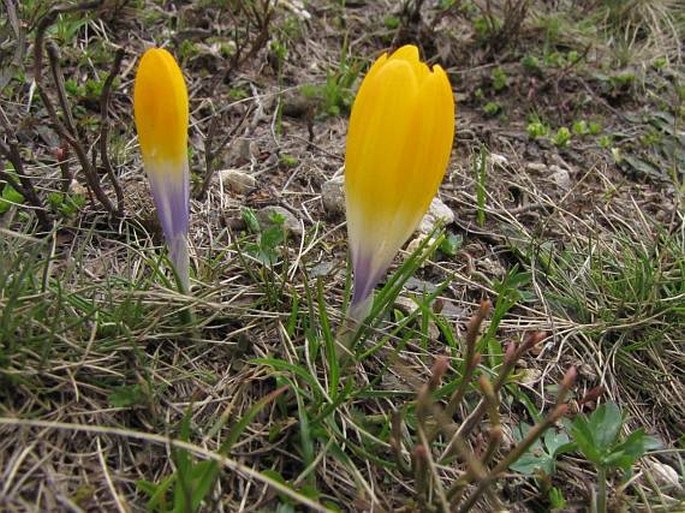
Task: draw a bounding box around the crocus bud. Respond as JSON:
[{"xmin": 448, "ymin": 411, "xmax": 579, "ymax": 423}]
[
  {"xmin": 344, "ymin": 45, "xmax": 455, "ymax": 320},
  {"xmin": 133, "ymin": 48, "xmax": 190, "ymax": 292}
]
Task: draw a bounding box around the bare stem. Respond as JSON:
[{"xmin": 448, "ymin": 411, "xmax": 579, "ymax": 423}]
[
  {"xmin": 195, "ymin": 104, "xmax": 252, "ymax": 200},
  {"xmin": 390, "ymin": 410, "xmax": 410, "ymax": 474},
  {"xmin": 99, "ymin": 47, "xmax": 126, "ymax": 216},
  {"xmin": 0, "ymin": 107, "xmax": 51, "ymax": 231},
  {"xmin": 450, "ymin": 331, "xmax": 545, "ymax": 444},
  {"xmin": 34, "ymin": 0, "xmax": 117, "ymax": 215},
  {"xmin": 442, "ymin": 300, "xmax": 490, "ymax": 423},
  {"xmin": 457, "ymin": 403, "xmax": 569, "ymax": 513}
]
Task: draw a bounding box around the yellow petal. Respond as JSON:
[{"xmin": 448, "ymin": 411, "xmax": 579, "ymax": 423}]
[
  {"xmin": 133, "ymin": 48, "xmax": 190, "ymax": 292},
  {"xmin": 133, "ymin": 48, "xmax": 189, "ymax": 169},
  {"xmin": 344, "ymin": 45, "xmax": 455, "ymax": 309}
]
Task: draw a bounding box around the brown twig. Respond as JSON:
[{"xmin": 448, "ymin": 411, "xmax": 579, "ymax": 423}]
[
  {"xmin": 205, "ymin": 0, "xmax": 274, "ymax": 93},
  {"xmin": 448, "ymin": 331, "xmax": 546, "ymax": 447},
  {"xmin": 478, "ymin": 375, "xmax": 502, "ymax": 467},
  {"xmin": 195, "ymin": 104, "xmax": 253, "ymax": 200},
  {"xmin": 0, "ymin": 0, "xmax": 26, "ymax": 92},
  {"xmin": 442, "ymin": 300, "xmax": 491, "ymax": 423},
  {"xmin": 99, "ymin": 47, "xmax": 126, "ymax": 216},
  {"xmin": 454, "ymin": 367, "xmax": 576, "ymax": 512},
  {"xmin": 0, "ymin": 107, "xmax": 52, "ymax": 231},
  {"xmin": 54, "ymin": 145, "xmax": 72, "ymax": 193},
  {"xmin": 33, "ymin": 0, "xmax": 117, "ymax": 216},
  {"xmin": 456, "ymin": 403, "xmax": 569, "ymax": 513},
  {"xmin": 46, "ymin": 42, "xmax": 77, "ymax": 134},
  {"xmin": 412, "ymin": 444, "xmax": 429, "ymax": 511},
  {"xmin": 477, "ymin": 0, "xmax": 531, "ymax": 59},
  {"xmin": 390, "ymin": 410, "xmax": 410, "ymax": 474},
  {"xmin": 417, "ymin": 426, "xmax": 451, "ymax": 513}
]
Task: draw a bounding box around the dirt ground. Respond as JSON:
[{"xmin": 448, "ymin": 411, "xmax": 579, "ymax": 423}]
[{"xmin": 0, "ymin": 0, "xmax": 683, "ymax": 512}]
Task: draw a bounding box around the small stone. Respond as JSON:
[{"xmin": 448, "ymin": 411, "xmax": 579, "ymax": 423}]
[
  {"xmin": 549, "ymin": 164, "xmax": 572, "ymax": 190},
  {"xmin": 394, "ymin": 296, "xmax": 419, "ymax": 315},
  {"xmin": 525, "ymin": 162, "xmax": 547, "ymax": 174},
  {"xmin": 226, "ymin": 137, "xmax": 258, "ymax": 166},
  {"xmin": 477, "ymin": 256, "xmax": 506, "ymax": 278},
  {"xmin": 490, "ymin": 153, "xmax": 509, "ymax": 167},
  {"xmin": 418, "ymin": 197, "xmax": 454, "ymax": 234},
  {"xmin": 405, "ymin": 235, "xmax": 439, "ymax": 265},
  {"xmin": 310, "ymin": 261, "xmax": 336, "ymax": 277},
  {"xmin": 321, "ymin": 175, "xmax": 345, "ymax": 214},
  {"xmin": 520, "ymin": 368, "xmax": 542, "ymax": 385},
  {"xmin": 404, "ymin": 277, "xmax": 439, "ymax": 294},
  {"xmin": 69, "ymin": 179, "xmax": 87, "ymax": 196},
  {"xmin": 394, "ymin": 297, "xmax": 440, "ymax": 340},
  {"xmin": 256, "ymin": 205, "xmax": 302, "ymax": 236},
  {"xmin": 279, "ymin": 0, "xmax": 311, "ymax": 20},
  {"xmin": 219, "ymin": 169, "xmax": 256, "ymax": 194},
  {"xmin": 646, "ymin": 459, "xmax": 681, "ymax": 490}
]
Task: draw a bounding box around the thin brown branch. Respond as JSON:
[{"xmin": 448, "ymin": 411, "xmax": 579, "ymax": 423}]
[
  {"xmin": 99, "ymin": 47, "xmax": 126, "ymax": 216},
  {"xmin": 46, "ymin": 42, "xmax": 77, "ymax": 134},
  {"xmin": 390, "ymin": 410, "xmax": 410, "ymax": 474},
  {"xmin": 195, "ymin": 104, "xmax": 254, "ymax": 200},
  {"xmin": 443, "ymin": 300, "xmax": 491, "ymax": 423},
  {"xmin": 456, "ymin": 403, "xmax": 569, "ymax": 513},
  {"xmin": 0, "ymin": 117, "xmax": 52, "ymax": 231},
  {"xmin": 33, "ymin": 0, "xmax": 116, "ymax": 215}
]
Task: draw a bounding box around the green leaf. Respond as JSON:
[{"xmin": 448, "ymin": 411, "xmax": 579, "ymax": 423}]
[
  {"xmin": 588, "ymin": 402, "xmax": 623, "ymax": 452},
  {"xmin": 0, "ymin": 184, "xmax": 24, "ymax": 214},
  {"xmin": 543, "ymin": 428, "xmax": 571, "ymax": 456},
  {"xmin": 549, "ymin": 486, "xmax": 567, "ymax": 508},
  {"xmin": 241, "ymin": 207, "xmax": 260, "ymax": 233},
  {"xmin": 510, "ymin": 449, "xmax": 553, "ymax": 475},
  {"xmin": 509, "ymin": 423, "xmax": 554, "ymax": 475},
  {"xmin": 570, "ymin": 415, "xmax": 602, "ymax": 465},
  {"xmin": 108, "ymin": 384, "xmax": 146, "ymax": 408},
  {"xmin": 604, "ymin": 429, "xmax": 660, "ymax": 472},
  {"xmin": 439, "ymin": 233, "xmax": 463, "ymax": 256}
]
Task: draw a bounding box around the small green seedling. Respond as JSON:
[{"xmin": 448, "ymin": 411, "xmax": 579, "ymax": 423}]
[
  {"xmin": 47, "ymin": 192, "xmax": 85, "ymax": 217},
  {"xmin": 279, "ymin": 154, "xmax": 298, "ymax": 168},
  {"xmin": 0, "ymin": 184, "xmax": 24, "ymax": 214},
  {"xmin": 242, "ymin": 208, "xmax": 287, "ymax": 266},
  {"xmin": 521, "ymin": 54, "xmax": 542, "ymax": 74},
  {"xmin": 438, "ymin": 232, "xmax": 463, "ymax": 257},
  {"xmin": 527, "ymin": 121, "xmax": 549, "ymax": 139},
  {"xmin": 552, "ymin": 127, "xmax": 571, "ymax": 147},
  {"xmin": 572, "ymin": 120, "xmax": 590, "ymax": 137},
  {"xmin": 511, "ymin": 423, "xmax": 573, "ymax": 509},
  {"xmin": 569, "ymin": 402, "xmax": 660, "ymax": 513},
  {"xmin": 492, "ymin": 67, "xmax": 509, "ymax": 92},
  {"xmin": 483, "ymin": 101, "xmax": 501, "ymax": 116},
  {"xmin": 510, "ymin": 423, "xmax": 572, "ymax": 476}
]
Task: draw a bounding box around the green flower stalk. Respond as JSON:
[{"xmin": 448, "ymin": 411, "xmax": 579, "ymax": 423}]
[
  {"xmin": 133, "ymin": 48, "xmax": 190, "ymax": 292},
  {"xmin": 344, "ymin": 45, "xmax": 455, "ymax": 320}
]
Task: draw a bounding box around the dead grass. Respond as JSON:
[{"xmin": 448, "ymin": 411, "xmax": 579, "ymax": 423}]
[{"xmin": 0, "ymin": 0, "xmax": 683, "ymax": 512}]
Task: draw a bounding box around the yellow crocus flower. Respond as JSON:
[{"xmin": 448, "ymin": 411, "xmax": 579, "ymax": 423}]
[
  {"xmin": 344, "ymin": 45, "xmax": 455, "ymax": 319},
  {"xmin": 133, "ymin": 47, "xmax": 190, "ymax": 292}
]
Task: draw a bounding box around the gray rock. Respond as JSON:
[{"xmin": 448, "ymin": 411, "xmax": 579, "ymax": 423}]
[
  {"xmin": 385, "ymin": 197, "xmax": 455, "ymax": 255},
  {"xmin": 549, "ymin": 164, "xmax": 572, "ymax": 190},
  {"xmin": 405, "ymin": 235, "xmax": 439, "ymax": 263},
  {"xmin": 256, "ymin": 205, "xmax": 302, "ymax": 236},
  {"xmin": 418, "ymin": 197, "xmax": 455, "ymax": 234},
  {"xmin": 645, "ymin": 459, "xmax": 681, "ymax": 490},
  {"xmin": 525, "ymin": 162, "xmax": 548, "ymax": 174},
  {"xmin": 322, "ymin": 176, "xmax": 454, "ymax": 234},
  {"xmin": 219, "ymin": 169, "xmax": 256, "ymax": 194},
  {"xmin": 321, "ymin": 175, "xmax": 345, "ymax": 214},
  {"xmin": 526, "ymin": 162, "xmax": 572, "ymax": 191}
]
